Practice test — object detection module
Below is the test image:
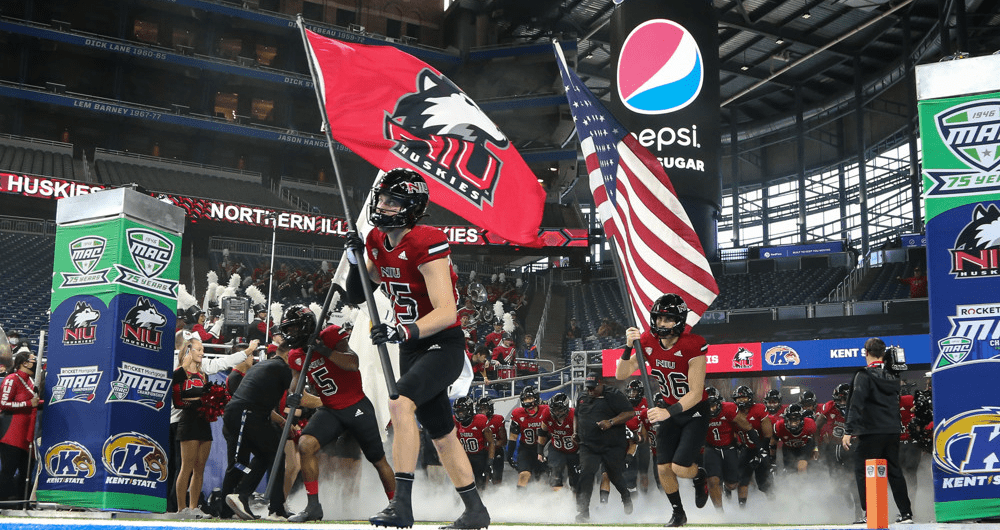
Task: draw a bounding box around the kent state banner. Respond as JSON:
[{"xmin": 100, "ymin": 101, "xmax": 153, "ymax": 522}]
[
  {"xmin": 919, "ymin": 86, "xmax": 1000, "ymax": 521},
  {"xmin": 40, "ymin": 211, "xmax": 180, "ymax": 512}
]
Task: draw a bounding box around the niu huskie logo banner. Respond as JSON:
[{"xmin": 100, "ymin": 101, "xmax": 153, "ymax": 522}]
[
  {"xmin": 301, "ymin": 27, "xmax": 545, "ymax": 246},
  {"xmin": 950, "ymin": 203, "xmax": 1000, "ymax": 279},
  {"xmin": 63, "ymin": 301, "xmax": 100, "ymax": 346}
]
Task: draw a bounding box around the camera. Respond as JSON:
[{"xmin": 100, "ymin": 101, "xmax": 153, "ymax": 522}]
[{"xmin": 886, "ymin": 345, "xmax": 908, "ymax": 374}]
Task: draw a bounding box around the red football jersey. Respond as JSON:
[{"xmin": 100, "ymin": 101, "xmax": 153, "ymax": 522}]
[
  {"xmin": 766, "ymin": 404, "xmax": 787, "ymax": 427},
  {"xmin": 626, "ymin": 399, "xmax": 648, "ymax": 434},
  {"xmin": 510, "ymin": 404, "xmax": 549, "ymax": 445},
  {"xmin": 485, "ymin": 413, "xmax": 505, "ymax": 440},
  {"xmin": 707, "ymin": 401, "xmax": 740, "ymax": 447},
  {"xmin": 455, "ymin": 413, "xmax": 491, "ymax": 454},
  {"xmin": 818, "ymin": 400, "xmax": 847, "ymax": 442},
  {"xmin": 773, "ymin": 417, "xmax": 817, "ymax": 449},
  {"xmin": 899, "ymin": 394, "xmax": 914, "ymax": 441},
  {"xmin": 288, "ymin": 325, "xmax": 364, "ymax": 410},
  {"xmin": 366, "ymin": 225, "xmax": 459, "ymax": 327},
  {"xmin": 736, "ymin": 403, "xmax": 770, "ymax": 449},
  {"xmin": 638, "ymin": 331, "xmax": 708, "ymax": 405},
  {"xmin": 541, "ymin": 407, "xmax": 578, "ymax": 454}
]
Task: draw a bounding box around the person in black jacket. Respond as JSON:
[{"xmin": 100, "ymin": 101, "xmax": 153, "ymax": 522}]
[
  {"xmin": 574, "ymin": 368, "xmax": 635, "ymax": 522},
  {"xmin": 841, "ymin": 338, "xmax": 913, "ymax": 525}
]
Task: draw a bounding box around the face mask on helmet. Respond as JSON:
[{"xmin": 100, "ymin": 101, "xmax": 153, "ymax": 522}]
[
  {"xmin": 476, "ymin": 397, "xmax": 494, "ymax": 417},
  {"xmin": 650, "ymin": 294, "xmax": 688, "ymax": 338},
  {"xmin": 279, "ymin": 305, "xmax": 316, "ymax": 348},
  {"xmin": 550, "ymin": 393, "xmax": 570, "ymax": 420},
  {"xmin": 833, "ymin": 384, "xmax": 851, "ymax": 414},
  {"xmin": 627, "ymin": 381, "xmax": 644, "ymax": 406},
  {"xmin": 520, "ymin": 387, "xmax": 539, "ymax": 412},
  {"xmin": 368, "ymin": 168, "xmax": 429, "ymax": 229},
  {"xmin": 733, "ymin": 386, "xmax": 754, "ymax": 412},
  {"xmin": 454, "ymin": 397, "xmax": 474, "ymax": 424},
  {"xmin": 784, "ymin": 404, "xmax": 805, "ymax": 434}
]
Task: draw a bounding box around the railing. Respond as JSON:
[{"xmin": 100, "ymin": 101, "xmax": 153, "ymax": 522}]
[
  {"xmin": 94, "ymin": 147, "xmax": 261, "ymax": 184},
  {"xmin": 0, "ymin": 132, "xmax": 73, "ymax": 153},
  {"xmin": 0, "ymin": 215, "xmax": 57, "ymax": 235}
]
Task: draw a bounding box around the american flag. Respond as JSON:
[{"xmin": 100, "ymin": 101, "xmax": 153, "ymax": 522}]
[{"xmin": 553, "ymin": 43, "xmax": 719, "ymax": 329}]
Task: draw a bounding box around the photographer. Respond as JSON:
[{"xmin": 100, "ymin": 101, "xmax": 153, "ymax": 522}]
[{"xmin": 840, "ymin": 338, "xmax": 913, "ymax": 524}]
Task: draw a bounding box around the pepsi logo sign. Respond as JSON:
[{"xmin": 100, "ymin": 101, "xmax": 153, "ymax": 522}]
[{"xmin": 617, "ymin": 19, "xmax": 703, "ymax": 115}]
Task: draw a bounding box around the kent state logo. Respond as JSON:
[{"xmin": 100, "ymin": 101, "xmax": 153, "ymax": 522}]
[
  {"xmin": 49, "ymin": 365, "xmax": 102, "ymax": 405},
  {"xmin": 59, "ymin": 236, "xmax": 111, "ymax": 288},
  {"xmin": 63, "ymin": 301, "xmax": 100, "ymax": 346},
  {"xmin": 102, "ymin": 432, "xmax": 168, "ymax": 485},
  {"xmin": 384, "ymin": 69, "xmax": 507, "ymax": 209},
  {"xmin": 934, "ymin": 407, "xmax": 1000, "ymax": 475},
  {"xmin": 44, "ymin": 441, "xmax": 96, "ymax": 483},
  {"xmin": 925, "ymin": 100, "xmax": 1000, "ymax": 197},
  {"xmin": 112, "ymin": 228, "xmax": 178, "ymax": 297},
  {"xmin": 949, "ymin": 204, "xmax": 1000, "ymax": 279},
  {"xmin": 764, "ymin": 345, "xmax": 800, "ymax": 366}
]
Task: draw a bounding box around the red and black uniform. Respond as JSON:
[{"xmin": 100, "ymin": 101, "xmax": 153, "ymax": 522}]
[
  {"xmin": 539, "ymin": 408, "xmax": 579, "ymax": 490},
  {"xmin": 0, "ymin": 370, "xmax": 36, "ymax": 500},
  {"xmin": 491, "ymin": 343, "xmax": 516, "ymax": 365},
  {"xmin": 484, "ymin": 413, "xmax": 506, "ymax": 484},
  {"xmin": 509, "ymin": 404, "xmax": 549, "ymax": 474},
  {"xmin": 455, "ymin": 413, "xmax": 492, "ymax": 488},
  {"xmin": 457, "ymin": 305, "xmax": 477, "ymax": 325},
  {"xmin": 624, "ymin": 398, "xmax": 653, "ymax": 491},
  {"xmin": 483, "ymin": 330, "xmax": 504, "ymax": 351},
  {"xmin": 638, "ymin": 331, "xmax": 710, "ymax": 467},
  {"xmin": 172, "ymin": 367, "xmax": 212, "ymax": 441},
  {"xmin": 705, "ymin": 402, "xmax": 741, "ymax": 485},
  {"xmin": 289, "ymin": 325, "xmax": 386, "ymax": 463},
  {"xmin": 817, "ymin": 400, "xmax": 850, "ymax": 470},
  {"xmin": 367, "ymin": 225, "xmax": 463, "ymax": 440},
  {"xmin": 773, "ymin": 417, "xmax": 817, "ymax": 469},
  {"xmin": 898, "ymin": 394, "xmax": 922, "ymax": 476},
  {"xmin": 736, "ymin": 403, "xmax": 773, "ymax": 490}
]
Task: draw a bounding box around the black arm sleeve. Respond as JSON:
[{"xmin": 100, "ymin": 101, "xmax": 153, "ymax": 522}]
[{"xmin": 345, "ymin": 264, "xmax": 375, "ymax": 305}]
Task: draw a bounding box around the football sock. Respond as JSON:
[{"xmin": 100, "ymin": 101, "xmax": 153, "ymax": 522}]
[
  {"xmin": 667, "ymin": 490, "xmax": 683, "ymax": 511},
  {"xmin": 456, "ymin": 482, "xmax": 485, "ymax": 511},
  {"xmin": 395, "ymin": 472, "xmax": 414, "ymax": 504},
  {"xmin": 304, "ymin": 480, "xmax": 319, "ymax": 496}
]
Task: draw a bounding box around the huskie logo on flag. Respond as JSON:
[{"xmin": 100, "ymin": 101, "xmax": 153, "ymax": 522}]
[
  {"xmin": 113, "ymin": 228, "xmax": 178, "ymax": 297},
  {"xmin": 105, "ymin": 361, "xmax": 170, "ymax": 410},
  {"xmin": 60, "ymin": 236, "xmax": 111, "ymax": 288},
  {"xmin": 385, "ymin": 69, "xmax": 506, "ymax": 209},
  {"xmin": 49, "ymin": 365, "xmax": 102, "ymax": 405}
]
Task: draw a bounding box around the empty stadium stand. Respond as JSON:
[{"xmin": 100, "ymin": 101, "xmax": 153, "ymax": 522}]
[
  {"xmin": 0, "ymin": 226, "xmax": 56, "ymax": 349},
  {"xmin": 0, "ymin": 135, "xmax": 76, "ymax": 180}
]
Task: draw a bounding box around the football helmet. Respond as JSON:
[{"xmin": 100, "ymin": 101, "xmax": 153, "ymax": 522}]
[
  {"xmin": 368, "ymin": 168, "xmax": 429, "ymax": 229},
  {"xmin": 732, "ymin": 385, "xmax": 755, "ymax": 412},
  {"xmin": 279, "ymin": 304, "xmax": 316, "ymax": 348},
  {"xmin": 833, "ymin": 383, "xmax": 851, "ymax": 415},
  {"xmin": 626, "ymin": 379, "xmax": 645, "ymax": 407},
  {"xmin": 706, "ymin": 386, "xmax": 723, "ymax": 417},
  {"xmin": 783, "ymin": 403, "xmax": 805, "ymax": 434},
  {"xmin": 650, "ymin": 293, "xmax": 689, "ymax": 338},
  {"xmin": 549, "ymin": 392, "xmax": 571, "ymax": 420},
  {"xmin": 454, "ymin": 396, "xmax": 475, "ymax": 425},
  {"xmin": 520, "ymin": 386, "xmax": 540, "ymax": 412},
  {"xmin": 476, "ymin": 396, "xmax": 494, "ymax": 417},
  {"xmin": 764, "ymin": 389, "xmax": 782, "ymax": 414},
  {"xmin": 799, "ymin": 390, "xmax": 817, "ymax": 409}
]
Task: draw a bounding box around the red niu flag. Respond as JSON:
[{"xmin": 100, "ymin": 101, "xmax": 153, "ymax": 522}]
[
  {"xmin": 554, "ymin": 44, "xmax": 718, "ymax": 328},
  {"xmin": 303, "ymin": 29, "xmax": 545, "ymax": 246}
]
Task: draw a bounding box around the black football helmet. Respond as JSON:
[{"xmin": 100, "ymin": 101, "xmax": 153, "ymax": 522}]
[
  {"xmin": 799, "ymin": 390, "xmax": 817, "ymax": 409},
  {"xmin": 783, "ymin": 403, "xmax": 805, "ymax": 434},
  {"xmin": 476, "ymin": 396, "xmax": 494, "ymax": 417},
  {"xmin": 549, "ymin": 392, "xmax": 571, "ymax": 420},
  {"xmin": 520, "ymin": 386, "xmax": 540, "ymax": 412},
  {"xmin": 764, "ymin": 389, "xmax": 782, "ymax": 414},
  {"xmin": 650, "ymin": 293, "xmax": 689, "ymax": 338},
  {"xmin": 732, "ymin": 385, "xmax": 754, "ymax": 412},
  {"xmin": 368, "ymin": 168, "xmax": 430, "ymax": 229},
  {"xmin": 279, "ymin": 304, "xmax": 316, "ymax": 348},
  {"xmin": 454, "ymin": 396, "xmax": 475, "ymax": 425},
  {"xmin": 706, "ymin": 386, "xmax": 723, "ymax": 417},
  {"xmin": 626, "ymin": 379, "xmax": 645, "ymax": 407},
  {"xmin": 833, "ymin": 383, "xmax": 851, "ymax": 415}
]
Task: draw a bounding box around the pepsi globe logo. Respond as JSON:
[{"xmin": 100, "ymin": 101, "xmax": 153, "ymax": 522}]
[{"xmin": 617, "ymin": 19, "xmax": 703, "ymax": 115}]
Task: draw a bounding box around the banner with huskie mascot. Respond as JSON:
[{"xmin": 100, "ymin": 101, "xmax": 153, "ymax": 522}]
[
  {"xmin": 917, "ymin": 56, "xmax": 1000, "ymax": 522},
  {"xmin": 40, "ymin": 188, "xmax": 182, "ymax": 512}
]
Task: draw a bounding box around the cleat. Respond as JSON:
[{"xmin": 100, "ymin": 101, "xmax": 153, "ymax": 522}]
[
  {"xmin": 226, "ymin": 494, "xmax": 259, "ymax": 521},
  {"xmin": 370, "ymin": 500, "xmax": 414, "ymax": 528},
  {"xmin": 575, "ymin": 511, "xmax": 590, "ymax": 523},
  {"xmin": 624, "ymin": 496, "xmax": 633, "ymax": 515},
  {"xmin": 896, "ymin": 513, "xmax": 913, "ymax": 524},
  {"xmin": 693, "ymin": 468, "xmax": 709, "ymax": 509},
  {"xmin": 665, "ymin": 510, "xmax": 687, "ymax": 527},
  {"xmin": 289, "ymin": 501, "xmax": 324, "ymax": 523},
  {"xmin": 440, "ymin": 506, "xmax": 491, "ymax": 529},
  {"xmin": 853, "ymin": 514, "xmax": 867, "ymax": 525}
]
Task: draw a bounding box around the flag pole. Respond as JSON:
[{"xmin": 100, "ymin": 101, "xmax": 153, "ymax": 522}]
[
  {"xmin": 607, "ymin": 240, "xmax": 658, "ymax": 407},
  {"xmin": 295, "ymin": 15, "xmax": 398, "ymax": 399}
]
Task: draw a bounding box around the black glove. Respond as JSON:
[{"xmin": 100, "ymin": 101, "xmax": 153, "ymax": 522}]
[
  {"xmin": 286, "ymin": 392, "xmax": 302, "ymax": 410},
  {"xmin": 506, "ymin": 440, "xmax": 517, "ymax": 469},
  {"xmin": 370, "ymin": 323, "xmax": 402, "ymax": 345},
  {"xmin": 345, "ymin": 231, "xmax": 364, "ymax": 265},
  {"xmin": 759, "ymin": 446, "xmax": 770, "ymax": 460}
]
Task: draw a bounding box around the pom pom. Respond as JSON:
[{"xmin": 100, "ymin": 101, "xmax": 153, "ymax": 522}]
[{"xmin": 198, "ymin": 382, "xmax": 230, "ymax": 422}]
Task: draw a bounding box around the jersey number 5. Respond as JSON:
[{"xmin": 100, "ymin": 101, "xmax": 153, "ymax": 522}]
[{"xmin": 385, "ymin": 282, "xmax": 418, "ymax": 323}]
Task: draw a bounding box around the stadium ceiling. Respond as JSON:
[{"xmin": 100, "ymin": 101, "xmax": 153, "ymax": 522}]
[{"xmin": 490, "ymin": 0, "xmax": 1000, "ymax": 139}]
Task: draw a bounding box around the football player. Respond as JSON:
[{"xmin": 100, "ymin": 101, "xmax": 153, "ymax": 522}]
[
  {"xmin": 286, "ymin": 321, "xmax": 396, "ymax": 522},
  {"xmin": 799, "ymin": 390, "xmax": 818, "ymax": 419},
  {"xmin": 507, "ymin": 386, "xmax": 549, "ymax": 489},
  {"xmin": 764, "ymin": 389, "xmax": 785, "ymax": 420},
  {"xmin": 816, "ymin": 383, "xmax": 851, "ymax": 467},
  {"xmin": 618, "ymin": 293, "xmax": 710, "ymax": 527},
  {"xmin": 347, "ymin": 168, "xmax": 489, "ymax": 530},
  {"xmin": 732, "ymin": 385, "xmax": 773, "ymax": 506},
  {"xmin": 453, "ymin": 396, "xmax": 496, "ymax": 489},
  {"xmin": 624, "ymin": 379, "xmax": 652, "ymax": 493},
  {"xmin": 771, "ymin": 403, "xmax": 818, "ymax": 473},
  {"xmin": 703, "ymin": 387, "xmax": 749, "ymax": 511},
  {"xmin": 477, "ymin": 397, "xmax": 507, "ymax": 485},
  {"xmin": 537, "ymin": 392, "xmax": 579, "ymax": 491}
]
